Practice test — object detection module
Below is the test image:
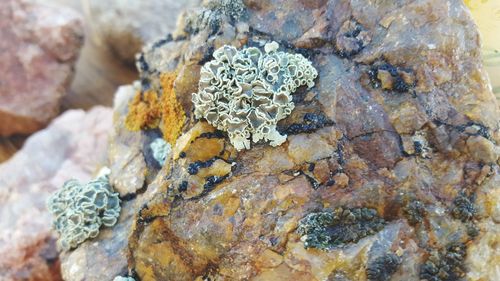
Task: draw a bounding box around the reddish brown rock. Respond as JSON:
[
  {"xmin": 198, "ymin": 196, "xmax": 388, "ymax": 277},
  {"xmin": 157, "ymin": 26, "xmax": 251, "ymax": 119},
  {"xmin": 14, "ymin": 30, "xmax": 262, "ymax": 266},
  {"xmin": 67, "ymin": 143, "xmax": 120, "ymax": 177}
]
[
  {"xmin": 60, "ymin": 0, "xmax": 500, "ymax": 280},
  {"xmin": 0, "ymin": 0, "xmax": 84, "ymax": 136},
  {"xmin": 0, "ymin": 107, "xmax": 112, "ymax": 281}
]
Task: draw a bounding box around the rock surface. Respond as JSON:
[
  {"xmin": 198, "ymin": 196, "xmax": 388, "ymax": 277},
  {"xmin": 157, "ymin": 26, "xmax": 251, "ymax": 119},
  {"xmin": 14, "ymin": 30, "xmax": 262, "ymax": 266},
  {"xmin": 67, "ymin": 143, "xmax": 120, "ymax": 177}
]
[
  {"xmin": 0, "ymin": 107, "xmax": 112, "ymax": 281},
  {"xmin": 87, "ymin": 0, "xmax": 201, "ymax": 65},
  {"xmin": 60, "ymin": 0, "xmax": 500, "ymax": 281},
  {"xmin": 0, "ymin": 0, "xmax": 84, "ymax": 136}
]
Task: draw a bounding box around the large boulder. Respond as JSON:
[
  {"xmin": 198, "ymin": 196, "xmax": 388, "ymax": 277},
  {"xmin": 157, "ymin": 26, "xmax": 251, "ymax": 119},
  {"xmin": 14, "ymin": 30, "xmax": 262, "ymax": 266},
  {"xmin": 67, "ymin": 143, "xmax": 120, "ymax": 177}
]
[
  {"xmin": 0, "ymin": 107, "xmax": 112, "ymax": 281},
  {"xmin": 60, "ymin": 0, "xmax": 500, "ymax": 280},
  {"xmin": 0, "ymin": 0, "xmax": 84, "ymax": 136}
]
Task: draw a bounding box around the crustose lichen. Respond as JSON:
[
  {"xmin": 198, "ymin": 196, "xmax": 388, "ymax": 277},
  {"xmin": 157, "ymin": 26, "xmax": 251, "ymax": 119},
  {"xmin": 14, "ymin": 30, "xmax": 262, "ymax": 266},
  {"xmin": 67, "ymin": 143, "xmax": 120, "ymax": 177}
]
[
  {"xmin": 47, "ymin": 175, "xmax": 121, "ymax": 250},
  {"xmin": 297, "ymin": 207, "xmax": 385, "ymax": 250},
  {"xmin": 192, "ymin": 42, "xmax": 318, "ymax": 151}
]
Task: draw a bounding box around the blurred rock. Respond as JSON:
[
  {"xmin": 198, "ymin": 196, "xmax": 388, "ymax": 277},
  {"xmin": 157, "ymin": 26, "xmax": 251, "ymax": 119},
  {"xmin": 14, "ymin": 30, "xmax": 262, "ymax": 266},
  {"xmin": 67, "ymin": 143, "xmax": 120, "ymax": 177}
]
[
  {"xmin": 87, "ymin": 0, "xmax": 201, "ymax": 65},
  {"xmin": 0, "ymin": 0, "xmax": 84, "ymax": 136},
  {"xmin": 0, "ymin": 106, "xmax": 112, "ymax": 281}
]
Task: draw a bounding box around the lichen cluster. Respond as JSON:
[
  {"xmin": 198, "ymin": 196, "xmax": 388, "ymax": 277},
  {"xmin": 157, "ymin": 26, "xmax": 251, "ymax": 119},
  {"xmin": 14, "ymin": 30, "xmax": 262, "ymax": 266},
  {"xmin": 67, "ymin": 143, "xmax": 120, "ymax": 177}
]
[
  {"xmin": 297, "ymin": 207, "xmax": 385, "ymax": 250},
  {"xmin": 125, "ymin": 72, "xmax": 186, "ymax": 145},
  {"xmin": 192, "ymin": 42, "xmax": 318, "ymax": 151},
  {"xmin": 47, "ymin": 176, "xmax": 121, "ymax": 250},
  {"xmin": 184, "ymin": 0, "xmax": 245, "ymax": 35},
  {"xmin": 419, "ymin": 242, "xmax": 467, "ymax": 281},
  {"xmin": 366, "ymin": 253, "xmax": 401, "ymax": 281}
]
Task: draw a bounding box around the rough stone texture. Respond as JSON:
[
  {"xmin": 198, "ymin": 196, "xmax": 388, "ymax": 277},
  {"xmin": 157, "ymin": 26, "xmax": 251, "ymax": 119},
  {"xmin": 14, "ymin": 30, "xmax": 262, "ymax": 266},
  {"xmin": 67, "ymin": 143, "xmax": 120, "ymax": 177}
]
[
  {"xmin": 0, "ymin": 0, "xmax": 84, "ymax": 136},
  {"xmin": 61, "ymin": 0, "xmax": 500, "ymax": 280},
  {"xmin": 0, "ymin": 107, "xmax": 112, "ymax": 281},
  {"xmin": 87, "ymin": 0, "xmax": 201, "ymax": 65}
]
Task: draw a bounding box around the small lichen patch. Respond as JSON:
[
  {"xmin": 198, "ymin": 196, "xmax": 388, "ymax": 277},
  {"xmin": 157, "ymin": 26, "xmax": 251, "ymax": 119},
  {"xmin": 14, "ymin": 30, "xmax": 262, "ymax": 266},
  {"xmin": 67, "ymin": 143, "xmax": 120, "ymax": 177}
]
[
  {"xmin": 297, "ymin": 207, "xmax": 385, "ymax": 250},
  {"xmin": 159, "ymin": 72, "xmax": 186, "ymax": 145},
  {"xmin": 419, "ymin": 242, "xmax": 467, "ymax": 281},
  {"xmin": 47, "ymin": 176, "xmax": 121, "ymax": 250},
  {"xmin": 150, "ymin": 138, "xmax": 171, "ymax": 166},
  {"xmin": 125, "ymin": 90, "xmax": 162, "ymax": 131},
  {"xmin": 366, "ymin": 253, "xmax": 401, "ymax": 281},
  {"xmin": 125, "ymin": 72, "xmax": 186, "ymax": 146},
  {"xmin": 192, "ymin": 42, "xmax": 318, "ymax": 151}
]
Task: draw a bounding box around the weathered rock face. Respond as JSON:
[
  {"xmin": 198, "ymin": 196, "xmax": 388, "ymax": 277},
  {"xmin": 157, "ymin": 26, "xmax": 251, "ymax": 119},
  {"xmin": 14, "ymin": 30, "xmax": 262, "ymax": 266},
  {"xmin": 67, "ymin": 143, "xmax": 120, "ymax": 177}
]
[
  {"xmin": 0, "ymin": 107, "xmax": 112, "ymax": 281},
  {"xmin": 60, "ymin": 0, "xmax": 500, "ymax": 280},
  {"xmin": 0, "ymin": 0, "xmax": 84, "ymax": 136},
  {"xmin": 87, "ymin": 0, "xmax": 201, "ymax": 65}
]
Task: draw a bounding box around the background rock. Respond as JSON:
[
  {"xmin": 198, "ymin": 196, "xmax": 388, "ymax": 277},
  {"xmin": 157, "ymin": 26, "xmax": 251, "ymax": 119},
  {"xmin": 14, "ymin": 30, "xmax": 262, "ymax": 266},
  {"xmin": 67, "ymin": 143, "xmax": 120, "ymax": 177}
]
[
  {"xmin": 0, "ymin": 0, "xmax": 84, "ymax": 136},
  {"xmin": 86, "ymin": 0, "xmax": 201, "ymax": 65},
  {"xmin": 0, "ymin": 107, "xmax": 112, "ymax": 281}
]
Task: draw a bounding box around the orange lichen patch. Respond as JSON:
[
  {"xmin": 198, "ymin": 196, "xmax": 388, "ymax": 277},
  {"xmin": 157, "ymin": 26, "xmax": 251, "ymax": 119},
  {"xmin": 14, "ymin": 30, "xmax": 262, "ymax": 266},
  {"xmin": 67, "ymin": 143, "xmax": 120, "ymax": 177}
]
[
  {"xmin": 125, "ymin": 90, "xmax": 162, "ymax": 131},
  {"xmin": 124, "ymin": 72, "xmax": 186, "ymax": 146},
  {"xmin": 159, "ymin": 72, "xmax": 186, "ymax": 145}
]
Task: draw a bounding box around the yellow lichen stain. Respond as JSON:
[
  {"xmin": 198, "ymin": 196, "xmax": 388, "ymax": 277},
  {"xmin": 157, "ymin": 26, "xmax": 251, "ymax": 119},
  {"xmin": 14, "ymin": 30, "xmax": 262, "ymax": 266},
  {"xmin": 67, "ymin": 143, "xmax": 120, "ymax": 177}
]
[
  {"xmin": 125, "ymin": 71, "xmax": 186, "ymax": 146},
  {"xmin": 159, "ymin": 72, "xmax": 186, "ymax": 145},
  {"xmin": 125, "ymin": 90, "xmax": 162, "ymax": 131}
]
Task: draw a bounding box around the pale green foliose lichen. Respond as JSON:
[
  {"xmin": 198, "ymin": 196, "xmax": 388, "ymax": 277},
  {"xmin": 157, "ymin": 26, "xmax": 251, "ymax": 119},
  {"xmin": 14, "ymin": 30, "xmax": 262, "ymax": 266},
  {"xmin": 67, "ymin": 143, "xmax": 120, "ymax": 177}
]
[
  {"xmin": 192, "ymin": 42, "xmax": 318, "ymax": 150},
  {"xmin": 47, "ymin": 175, "xmax": 121, "ymax": 251},
  {"xmin": 150, "ymin": 137, "xmax": 171, "ymax": 166}
]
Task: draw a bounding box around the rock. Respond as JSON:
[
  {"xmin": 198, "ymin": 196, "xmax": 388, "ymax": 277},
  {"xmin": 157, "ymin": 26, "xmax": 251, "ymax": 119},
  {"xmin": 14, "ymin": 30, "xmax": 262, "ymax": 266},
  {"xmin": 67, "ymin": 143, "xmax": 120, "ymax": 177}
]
[
  {"xmin": 60, "ymin": 0, "xmax": 500, "ymax": 280},
  {"xmin": 0, "ymin": 0, "xmax": 84, "ymax": 136},
  {"xmin": 0, "ymin": 107, "xmax": 112, "ymax": 281},
  {"xmin": 87, "ymin": 0, "xmax": 201, "ymax": 64}
]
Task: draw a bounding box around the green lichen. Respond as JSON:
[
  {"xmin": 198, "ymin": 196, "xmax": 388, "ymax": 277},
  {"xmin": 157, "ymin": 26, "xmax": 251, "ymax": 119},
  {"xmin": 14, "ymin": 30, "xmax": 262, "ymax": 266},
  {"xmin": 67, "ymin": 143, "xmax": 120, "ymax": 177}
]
[
  {"xmin": 297, "ymin": 207, "xmax": 385, "ymax": 250},
  {"xmin": 150, "ymin": 137, "xmax": 171, "ymax": 166},
  {"xmin": 47, "ymin": 176, "xmax": 121, "ymax": 250},
  {"xmin": 403, "ymin": 199, "xmax": 426, "ymax": 226},
  {"xmin": 419, "ymin": 242, "xmax": 467, "ymax": 281},
  {"xmin": 366, "ymin": 253, "xmax": 401, "ymax": 281},
  {"xmin": 192, "ymin": 42, "xmax": 318, "ymax": 151},
  {"xmin": 451, "ymin": 192, "xmax": 476, "ymax": 222}
]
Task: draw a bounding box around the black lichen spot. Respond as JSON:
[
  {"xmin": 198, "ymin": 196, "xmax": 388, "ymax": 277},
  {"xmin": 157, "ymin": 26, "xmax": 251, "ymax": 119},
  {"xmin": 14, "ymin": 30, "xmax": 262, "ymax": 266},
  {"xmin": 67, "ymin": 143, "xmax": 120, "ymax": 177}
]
[
  {"xmin": 190, "ymin": 175, "xmax": 229, "ymax": 200},
  {"xmin": 303, "ymin": 172, "xmax": 320, "ymax": 189},
  {"xmin": 308, "ymin": 163, "xmax": 316, "ymax": 172},
  {"xmin": 203, "ymin": 175, "xmax": 227, "ymax": 192},
  {"xmin": 151, "ymin": 34, "xmax": 173, "ymax": 49},
  {"xmin": 419, "ymin": 242, "xmax": 467, "ymax": 281},
  {"xmin": 297, "ymin": 207, "xmax": 385, "ymax": 250},
  {"xmin": 137, "ymin": 53, "xmax": 149, "ymax": 73},
  {"xmin": 366, "ymin": 253, "xmax": 401, "ymax": 281},
  {"xmin": 282, "ymin": 112, "xmax": 334, "ymax": 135},
  {"xmin": 403, "ymin": 200, "xmax": 426, "ymax": 226},
  {"xmin": 335, "ymin": 19, "xmax": 371, "ymax": 58},
  {"xmin": 179, "ymin": 151, "xmax": 186, "ymax": 158},
  {"xmin": 199, "ymin": 130, "xmax": 225, "ymax": 139},
  {"xmin": 178, "ymin": 181, "xmax": 188, "ymax": 192},
  {"xmin": 451, "ymin": 192, "xmax": 476, "ymax": 223},
  {"xmin": 458, "ymin": 122, "xmax": 492, "ymax": 140},
  {"xmin": 368, "ymin": 62, "xmax": 415, "ymax": 93},
  {"xmin": 187, "ymin": 158, "xmax": 216, "ymax": 175}
]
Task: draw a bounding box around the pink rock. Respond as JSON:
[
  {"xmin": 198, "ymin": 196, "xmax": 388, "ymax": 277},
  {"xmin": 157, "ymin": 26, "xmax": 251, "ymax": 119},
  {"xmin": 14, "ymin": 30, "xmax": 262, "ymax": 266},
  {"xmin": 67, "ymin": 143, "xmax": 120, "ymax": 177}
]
[
  {"xmin": 0, "ymin": 0, "xmax": 84, "ymax": 136},
  {"xmin": 0, "ymin": 106, "xmax": 112, "ymax": 281}
]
